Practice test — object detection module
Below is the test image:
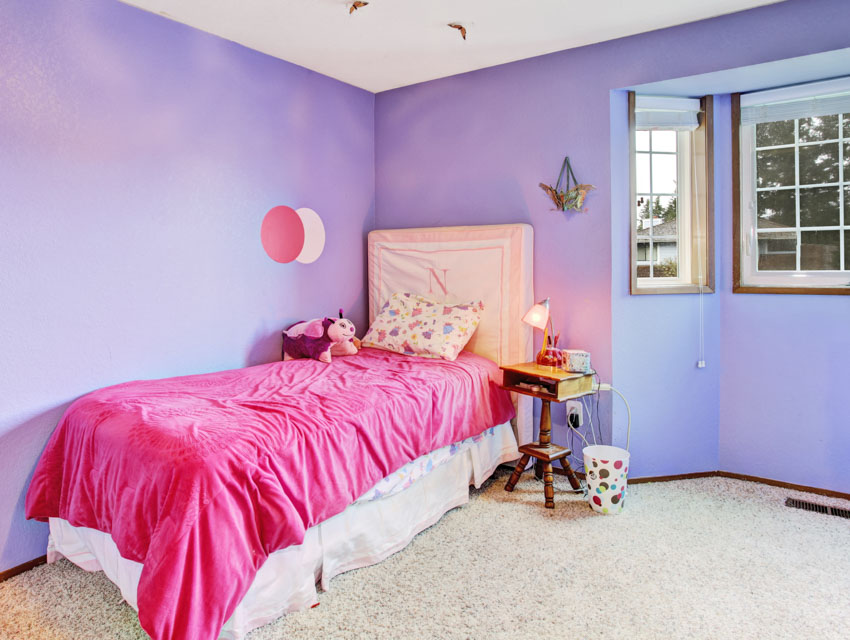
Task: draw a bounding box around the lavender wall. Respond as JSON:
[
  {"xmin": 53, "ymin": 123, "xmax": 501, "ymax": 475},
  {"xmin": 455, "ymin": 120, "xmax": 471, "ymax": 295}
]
[
  {"xmin": 0, "ymin": 0, "xmax": 374, "ymax": 571},
  {"xmin": 376, "ymin": 0, "xmax": 850, "ymax": 479},
  {"xmin": 4, "ymin": 0, "xmax": 850, "ymax": 575}
]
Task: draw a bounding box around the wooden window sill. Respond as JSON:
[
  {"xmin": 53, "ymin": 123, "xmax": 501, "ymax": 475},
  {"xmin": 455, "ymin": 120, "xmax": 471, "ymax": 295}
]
[
  {"xmin": 631, "ymin": 284, "xmax": 715, "ymax": 295},
  {"xmin": 733, "ymin": 285, "xmax": 850, "ymax": 295}
]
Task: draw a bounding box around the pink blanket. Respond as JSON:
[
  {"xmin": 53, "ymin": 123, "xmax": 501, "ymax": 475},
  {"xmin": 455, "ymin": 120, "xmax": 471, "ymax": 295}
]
[{"xmin": 26, "ymin": 348, "xmax": 514, "ymax": 640}]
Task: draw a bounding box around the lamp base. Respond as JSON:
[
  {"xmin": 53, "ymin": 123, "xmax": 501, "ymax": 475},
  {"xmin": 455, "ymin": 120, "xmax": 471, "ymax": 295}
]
[{"xmin": 536, "ymin": 348, "xmax": 560, "ymax": 368}]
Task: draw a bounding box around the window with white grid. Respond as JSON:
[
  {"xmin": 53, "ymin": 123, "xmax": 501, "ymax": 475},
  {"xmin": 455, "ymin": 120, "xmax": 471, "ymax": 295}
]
[
  {"xmin": 737, "ymin": 77, "xmax": 850, "ymax": 291},
  {"xmin": 635, "ymin": 130, "xmax": 691, "ymax": 282}
]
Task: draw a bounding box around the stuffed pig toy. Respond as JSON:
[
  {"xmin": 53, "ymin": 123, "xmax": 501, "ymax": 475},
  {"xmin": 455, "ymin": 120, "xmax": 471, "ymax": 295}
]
[{"xmin": 282, "ymin": 309, "xmax": 360, "ymax": 364}]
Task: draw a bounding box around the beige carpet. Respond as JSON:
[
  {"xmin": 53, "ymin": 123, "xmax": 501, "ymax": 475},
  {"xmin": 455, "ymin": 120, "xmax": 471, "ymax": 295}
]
[{"xmin": 2, "ymin": 470, "xmax": 850, "ymax": 640}]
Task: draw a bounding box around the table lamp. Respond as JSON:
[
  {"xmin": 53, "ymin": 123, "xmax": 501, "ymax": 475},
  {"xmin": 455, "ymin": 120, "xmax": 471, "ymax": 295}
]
[{"xmin": 522, "ymin": 298, "xmax": 557, "ymax": 366}]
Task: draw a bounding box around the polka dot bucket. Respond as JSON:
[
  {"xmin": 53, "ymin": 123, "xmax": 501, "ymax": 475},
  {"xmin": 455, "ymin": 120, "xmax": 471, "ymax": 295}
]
[{"xmin": 583, "ymin": 445, "xmax": 630, "ymax": 515}]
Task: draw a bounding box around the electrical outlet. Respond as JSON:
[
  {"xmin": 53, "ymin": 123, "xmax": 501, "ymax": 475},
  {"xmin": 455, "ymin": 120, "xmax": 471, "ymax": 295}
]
[{"xmin": 566, "ymin": 400, "xmax": 583, "ymax": 428}]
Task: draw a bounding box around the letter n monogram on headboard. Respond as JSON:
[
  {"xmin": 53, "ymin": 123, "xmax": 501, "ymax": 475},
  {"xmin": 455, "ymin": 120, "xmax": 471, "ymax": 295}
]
[{"xmin": 425, "ymin": 267, "xmax": 449, "ymax": 297}]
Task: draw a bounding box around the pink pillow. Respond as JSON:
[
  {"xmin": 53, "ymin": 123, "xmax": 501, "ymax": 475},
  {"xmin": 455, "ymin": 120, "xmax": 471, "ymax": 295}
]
[{"xmin": 362, "ymin": 293, "xmax": 484, "ymax": 361}]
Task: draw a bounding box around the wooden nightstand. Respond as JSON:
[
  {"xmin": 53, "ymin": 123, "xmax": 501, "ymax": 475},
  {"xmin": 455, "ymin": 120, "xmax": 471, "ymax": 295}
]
[{"xmin": 501, "ymin": 362, "xmax": 595, "ymax": 508}]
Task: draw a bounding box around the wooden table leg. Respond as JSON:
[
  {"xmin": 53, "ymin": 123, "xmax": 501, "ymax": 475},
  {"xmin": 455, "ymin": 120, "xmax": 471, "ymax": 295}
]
[
  {"xmin": 543, "ymin": 462, "xmax": 555, "ymax": 509},
  {"xmin": 504, "ymin": 454, "xmax": 531, "ymax": 492},
  {"xmin": 560, "ymin": 457, "xmax": 582, "ymax": 491},
  {"xmin": 535, "ymin": 400, "xmax": 551, "ymax": 481}
]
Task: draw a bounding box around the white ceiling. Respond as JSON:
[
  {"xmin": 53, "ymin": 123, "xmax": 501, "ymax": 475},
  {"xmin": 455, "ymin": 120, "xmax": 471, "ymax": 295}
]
[{"xmin": 121, "ymin": 0, "xmax": 784, "ymax": 93}]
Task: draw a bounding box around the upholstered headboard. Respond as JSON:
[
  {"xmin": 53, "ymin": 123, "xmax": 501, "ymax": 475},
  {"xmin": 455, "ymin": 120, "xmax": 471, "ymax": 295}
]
[{"xmin": 367, "ymin": 223, "xmax": 534, "ymax": 444}]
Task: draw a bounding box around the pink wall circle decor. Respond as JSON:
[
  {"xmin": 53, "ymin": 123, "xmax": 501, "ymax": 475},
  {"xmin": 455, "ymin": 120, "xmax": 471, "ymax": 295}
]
[
  {"xmin": 294, "ymin": 207, "xmax": 325, "ymax": 264},
  {"xmin": 261, "ymin": 205, "xmax": 305, "ymax": 263}
]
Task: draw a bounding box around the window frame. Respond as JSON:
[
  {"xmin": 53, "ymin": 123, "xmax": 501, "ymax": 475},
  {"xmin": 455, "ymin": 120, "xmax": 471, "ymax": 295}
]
[
  {"xmin": 732, "ymin": 92, "xmax": 850, "ymax": 295},
  {"xmin": 629, "ymin": 92, "xmax": 715, "ymax": 295}
]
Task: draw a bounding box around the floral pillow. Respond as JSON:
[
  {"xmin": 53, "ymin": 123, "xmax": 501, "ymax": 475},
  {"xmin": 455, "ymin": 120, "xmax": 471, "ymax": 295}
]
[{"xmin": 362, "ymin": 293, "xmax": 484, "ymax": 361}]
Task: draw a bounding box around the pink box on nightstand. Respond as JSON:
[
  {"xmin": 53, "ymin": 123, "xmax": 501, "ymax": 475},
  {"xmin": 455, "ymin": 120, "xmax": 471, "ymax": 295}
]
[{"xmin": 562, "ymin": 350, "xmax": 591, "ymax": 373}]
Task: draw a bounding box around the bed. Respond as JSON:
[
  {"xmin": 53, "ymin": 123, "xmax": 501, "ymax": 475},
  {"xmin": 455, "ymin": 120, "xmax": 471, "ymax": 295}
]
[{"xmin": 25, "ymin": 223, "xmax": 534, "ymax": 640}]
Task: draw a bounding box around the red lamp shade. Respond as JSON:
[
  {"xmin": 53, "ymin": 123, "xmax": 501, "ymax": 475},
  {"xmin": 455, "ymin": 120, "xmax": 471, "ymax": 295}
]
[{"xmin": 522, "ymin": 298, "xmax": 550, "ymax": 331}]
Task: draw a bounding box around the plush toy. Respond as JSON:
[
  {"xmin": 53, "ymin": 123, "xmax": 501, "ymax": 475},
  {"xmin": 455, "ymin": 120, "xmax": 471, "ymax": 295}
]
[{"xmin": 282, "ymin": 309, "xmax": 360, "ymax": 364}]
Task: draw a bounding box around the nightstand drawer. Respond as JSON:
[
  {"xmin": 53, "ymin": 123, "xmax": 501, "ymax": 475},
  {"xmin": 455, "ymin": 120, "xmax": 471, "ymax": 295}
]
[{"xmin": 501, "ymin": 363, "xmax": 594, "ymax": 402}]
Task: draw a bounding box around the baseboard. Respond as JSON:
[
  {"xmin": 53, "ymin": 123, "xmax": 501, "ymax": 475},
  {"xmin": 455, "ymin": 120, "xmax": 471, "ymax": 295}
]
[
  {"xmin": 713, "ymin": 471, "xmax": 850, "ymax": 501},
  {"xmin": 504, "ymin": 464, "xmax": 850, "ymax": 501},
  {"xmin": 0, "ymin": 555, "xmax": 47, "ymax": 584},
  {"xmin": 628, "ymin": 470, "xmax": 850, "ymax": 501},
  {"xmin": 629, "ymin": 471, "xmax": 718, "ymax": 484},
  {"xmin": 537, "ymin": 467, "xmax": 718, "ymax": 484}
]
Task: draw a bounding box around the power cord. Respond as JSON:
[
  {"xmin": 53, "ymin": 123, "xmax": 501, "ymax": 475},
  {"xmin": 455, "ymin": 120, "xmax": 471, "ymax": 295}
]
[
  {"xmin": 547, "ymin": 380, "xmax": 634, "ymax": 498},
  {"xmin": 594, "ymin": 382, "xmax": 633, "ymax": 451}
]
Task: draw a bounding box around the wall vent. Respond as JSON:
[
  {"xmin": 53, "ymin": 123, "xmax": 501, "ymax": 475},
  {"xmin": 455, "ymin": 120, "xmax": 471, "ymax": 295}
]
[{"xmin": 785, "ymin": 497, "xmax": 850, "ymax": 519}]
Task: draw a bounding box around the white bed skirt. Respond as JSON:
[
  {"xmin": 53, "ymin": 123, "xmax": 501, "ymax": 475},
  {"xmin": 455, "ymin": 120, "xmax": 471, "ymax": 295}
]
[{"xmin": 48, "ymin": 421, "xmax": 518, "ymax": 639}]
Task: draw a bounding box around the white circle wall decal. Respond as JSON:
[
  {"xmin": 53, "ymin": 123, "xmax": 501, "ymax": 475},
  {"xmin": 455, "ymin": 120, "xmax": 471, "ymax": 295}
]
[{"xmin": 295, "ymin": 207, "xmax": 325, "ymax": 264}]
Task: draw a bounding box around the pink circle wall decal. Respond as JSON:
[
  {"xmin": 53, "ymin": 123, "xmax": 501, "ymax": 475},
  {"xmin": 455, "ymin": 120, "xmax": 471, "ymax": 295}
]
[
  {"xmin": 295, "ymin": 207, "xmax": 325, "ymax": 264},
  {"xmin": 261, "ymin": 206, "xmax": 305, "ymax": 263}
]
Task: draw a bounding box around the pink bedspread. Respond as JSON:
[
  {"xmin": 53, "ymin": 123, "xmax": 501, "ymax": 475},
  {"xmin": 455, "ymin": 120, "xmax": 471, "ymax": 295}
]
[{"xmin": 26, "ymin": 348, "xmax": 514, "ymax": 640}]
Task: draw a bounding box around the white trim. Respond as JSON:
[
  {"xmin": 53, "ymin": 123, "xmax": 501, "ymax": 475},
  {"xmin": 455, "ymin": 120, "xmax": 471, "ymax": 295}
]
[{"xmin": 676, "ymin": 130, "xmax": 693, "ymax": 283}]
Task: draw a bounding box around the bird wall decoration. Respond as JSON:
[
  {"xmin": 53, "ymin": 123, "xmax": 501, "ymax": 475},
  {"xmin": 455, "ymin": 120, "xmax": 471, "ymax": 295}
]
[
  {"xmin": 539, "ymin": 157, "xmax": 595, "ymax": 212},
  {"xmin": 448, "ymin": 24, "xmax": 467, "ymax": 40},
  {"xmin": 349, "ymin": 1, "xmax": 368, "ymax": 14}
]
